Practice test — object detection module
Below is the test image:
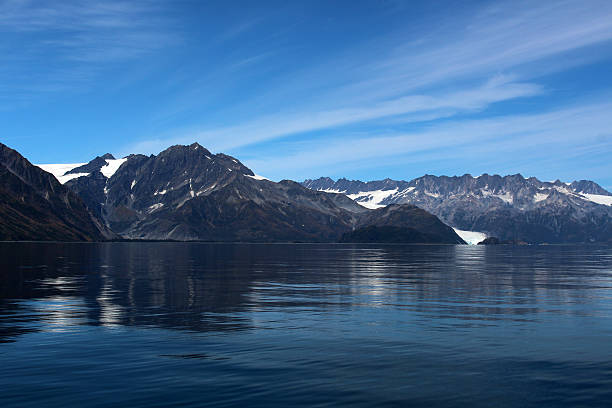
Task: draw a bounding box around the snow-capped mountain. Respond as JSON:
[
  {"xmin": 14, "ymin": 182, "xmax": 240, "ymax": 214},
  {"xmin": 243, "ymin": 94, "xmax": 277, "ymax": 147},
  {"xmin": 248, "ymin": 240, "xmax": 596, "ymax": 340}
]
[
  {"xmin": 0, "ymin": 142, "xmax": 113, "ymax": 241},
  {"xmin": 303, "ymin": 174, "xmax": 612, "ymax": 244},
  {"xmin": 38, "ymin": 153, "xmax": 127, "ymax": 183},
  {"xmin": 33, "ymin": 143, "xmax": 463, "ymax": 243}
]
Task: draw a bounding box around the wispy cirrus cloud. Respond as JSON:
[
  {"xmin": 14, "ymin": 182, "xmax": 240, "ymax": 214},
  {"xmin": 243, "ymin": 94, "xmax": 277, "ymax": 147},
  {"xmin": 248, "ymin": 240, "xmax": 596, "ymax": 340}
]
[
  {"xmin": 0, "ymin": 0, "xmax": 176, "ymax": 104},
  {"xmin": 5, "ymin": 0, "xmax": 612, "ymax": 188},
  {"xmin": 126, "ymin": 0, "xmax": 612, "ymax": 161},
  {"xmin": 336, "ymin": 0, "xmax": 612, "ymax": 101},
  {"xmin": 242, "ymin": 100, "xmax": 612, "ymax": 182},
  {"xmin": 125, "ymin": 76, "xmax": 542, "ymax": 155}
]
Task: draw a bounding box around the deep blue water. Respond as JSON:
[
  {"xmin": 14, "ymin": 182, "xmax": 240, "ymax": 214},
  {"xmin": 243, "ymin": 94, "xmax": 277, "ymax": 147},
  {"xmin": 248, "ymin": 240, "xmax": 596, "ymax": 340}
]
[{"xmin": 1, "ymin": 242, "xmax": 611, "ymax": 407}]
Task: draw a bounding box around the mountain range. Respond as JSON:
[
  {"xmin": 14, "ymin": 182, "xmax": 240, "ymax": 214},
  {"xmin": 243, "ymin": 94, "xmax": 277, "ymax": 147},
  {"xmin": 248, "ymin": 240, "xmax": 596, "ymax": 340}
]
[
  {"xmin": 303, "ymin": 175, "xmax": 612, "ymax": 244},
  {"xmin": 3, "ymin": 140, "xmax": 610, "ymax": 244},
  {"xmin": 1, "ymin": 142, "xmax": 462, "ymax": 243}
]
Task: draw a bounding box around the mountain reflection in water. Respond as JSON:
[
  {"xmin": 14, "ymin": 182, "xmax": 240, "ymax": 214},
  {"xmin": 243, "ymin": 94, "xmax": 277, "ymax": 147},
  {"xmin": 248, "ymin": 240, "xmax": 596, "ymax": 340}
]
[{"xmin": 1, "ymin": 243, "xmax": 612, "ymax": 407}]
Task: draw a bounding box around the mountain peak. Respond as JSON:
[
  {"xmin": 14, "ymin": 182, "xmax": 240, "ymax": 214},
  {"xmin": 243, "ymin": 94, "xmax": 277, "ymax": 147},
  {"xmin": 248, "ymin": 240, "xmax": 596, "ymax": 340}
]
[
  {"xmin": 570, "ymin": 180, "xmax": 611, "ymax": 196},
  {"xmin": 66, "ymin": 153, "xmax": 123, "ymax": 176},
  {"xmin": 160, "ymin": 143, "xmax": 211, "ymax": 155},
  {"xmin": 302, "ymin": 173, "xmax": 612, "ymax": 243}
]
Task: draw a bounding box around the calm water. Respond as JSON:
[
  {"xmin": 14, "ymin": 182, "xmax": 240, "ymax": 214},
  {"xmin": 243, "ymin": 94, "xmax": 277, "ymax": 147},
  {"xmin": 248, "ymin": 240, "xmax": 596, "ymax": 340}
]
[{"xmin": 1, "ymin": 243, "xmax": 611, "ymax": 407}]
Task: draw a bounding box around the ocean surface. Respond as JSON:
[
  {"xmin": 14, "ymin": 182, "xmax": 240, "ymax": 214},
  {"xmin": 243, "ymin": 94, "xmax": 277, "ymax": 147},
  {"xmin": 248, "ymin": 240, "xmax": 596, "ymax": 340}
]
[{"xmin": 1, "ymin": 242, "xmax": 611, "ymax": 407}]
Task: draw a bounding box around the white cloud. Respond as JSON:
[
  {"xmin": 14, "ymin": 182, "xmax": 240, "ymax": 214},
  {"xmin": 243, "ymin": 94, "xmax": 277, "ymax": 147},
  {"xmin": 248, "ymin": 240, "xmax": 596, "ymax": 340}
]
[
  {"xmin": 125, "ymin": 0, "xmax": 612, "ymax": 159},
  {"xmin": 345, "ymin": 0, "xmax": 612, "ymax": 99},
  {"xmin": 242, "ymin": 101, "xmax": 612, "ymax": 179},
  {"xmin": 125, "ymin": 77, "xmax": 542, "ymax": 155}
]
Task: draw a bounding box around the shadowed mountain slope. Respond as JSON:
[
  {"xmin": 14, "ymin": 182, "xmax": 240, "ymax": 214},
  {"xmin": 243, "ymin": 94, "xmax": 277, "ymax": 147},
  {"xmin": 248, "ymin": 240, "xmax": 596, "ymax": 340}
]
[
  {"xmin": 0, "ymin": 143, "xmax": 113, "ymax": 241},
  {"xmin": 58, "ymin": 143, "xmax": 462, "ymax": 243}
]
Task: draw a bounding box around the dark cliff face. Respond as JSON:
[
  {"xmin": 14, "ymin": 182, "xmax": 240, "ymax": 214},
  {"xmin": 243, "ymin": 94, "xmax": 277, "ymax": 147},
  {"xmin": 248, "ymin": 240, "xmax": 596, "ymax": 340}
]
[
  {"xmin": 64, "ymin": 144, "xmax": 368, "ymax": 241},
  {"xmin": 303, "ymin": 175, "xmax": 612, "ymax": 244},
  {"xmin": 0, "ymin": 143, "xmax": 112, "ymax": 241},
  {"xmin": 61, "ymin": 143, "xmax": 459, "ymax": 243}
]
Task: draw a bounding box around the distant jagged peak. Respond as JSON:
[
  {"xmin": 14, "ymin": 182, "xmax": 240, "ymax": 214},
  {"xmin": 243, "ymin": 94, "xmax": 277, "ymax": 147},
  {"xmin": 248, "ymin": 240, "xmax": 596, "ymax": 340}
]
[
  {"xmin": 570, "ymin": 180, "xmax": 611, "ymax": 196},
  {"xmin": 301, "ymin": 172, "xmax": 612, "ymax": 210},
  {"xmin": 306, "ymin": 173, "xmax": 606, "ymax": 192},
  {"xmin": 65, "ymin": 152, "xmax": 126, "ymax": 179},
  {"xmin": 307, "ymin": 173, "xmax": 607, "ymax": 187},
  {"xmin": 318, "ymin": 176, "xmax": 335, "ymax": 183}
]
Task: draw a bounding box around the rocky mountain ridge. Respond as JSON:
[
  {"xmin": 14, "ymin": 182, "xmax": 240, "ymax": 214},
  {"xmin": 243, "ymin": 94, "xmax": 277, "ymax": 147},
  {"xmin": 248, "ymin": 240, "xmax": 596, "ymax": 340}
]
[
  {"xmin": 33, "ymin": 143, "xmax": 463, "ymax": 243},
  {"xmin": 303, "ymin": 175, "xmax": 612, "ymax": 243}
]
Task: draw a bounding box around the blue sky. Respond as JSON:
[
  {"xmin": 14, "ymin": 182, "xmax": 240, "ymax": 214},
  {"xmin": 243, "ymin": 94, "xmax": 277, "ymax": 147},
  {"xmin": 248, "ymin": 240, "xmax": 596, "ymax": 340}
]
[{"xmin": 2, "ymin": 0, "xmax": 612, "ymax": 188}]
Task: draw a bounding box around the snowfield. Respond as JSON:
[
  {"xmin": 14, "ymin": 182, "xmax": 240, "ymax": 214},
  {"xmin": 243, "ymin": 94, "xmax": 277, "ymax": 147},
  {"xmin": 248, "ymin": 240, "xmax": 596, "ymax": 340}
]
[
  {"xmin": 100, "ymin": 158, "xmax": 127, "ymax": 178},
  {"xmin": 37, "ymin": 159, "xmax": 127, "ymax": 183},
  {"xmin": 347, "ymin": 189, "xmax": 398, "ymax": 209},
  {"xmin": 36, "ymin": 163, "xmax": 87, "ymax": 184},
  {"xmin": 582, "ymin": 194, "xmax": 612, "ymax": 206}
]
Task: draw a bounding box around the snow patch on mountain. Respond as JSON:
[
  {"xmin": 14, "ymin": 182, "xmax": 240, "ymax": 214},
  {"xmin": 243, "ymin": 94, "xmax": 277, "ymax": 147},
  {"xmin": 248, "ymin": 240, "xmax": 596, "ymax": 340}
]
[
  {"xmin": 39, "ymin": 158, "xmax": 126, "ymax": 183},
  {"xmin": 148, "ymin": 203, "xmax": 164, "ymax": 213},
  {"xmin": 346, "ymin": 189, "xmax": 398, "ymax": 209},
  {"xmin": 245, "ymin": 174, "xmax": 269, "ymax": 181},
  {"xmin": 582, "ymin": 194, "xmax": 612, "ymax": 206},
  {"xmin": 481, "ymin": 189, "xmax": 513, "ymax": 204},
  {"xmin": 319, "ymin": 188, "xmax": 344, "ymax": 194},
  {"xmin": 100, "ymin": 158, "xmax": 127, "ymax": 178},
  {"xmin": 534, "ymin": 193, "xmax": 548, "ymax": 203},
  {"xmin": 553, "ymin": 185, "xmax": 577, "ymax": 196},
  {"xmin": 57, "ymin": 172, "xmax": 89, "ymax": 184},
  {"xmin": 36, "ymin": 163, "xmax": 87, "ymax": 184},
  {"xmin": 398, "ymin": 187, "xmax": 416, "ymax": 196},
  {"xmin": 313, "ymin": 186, "xmax": 397, "ymax": 209}
]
